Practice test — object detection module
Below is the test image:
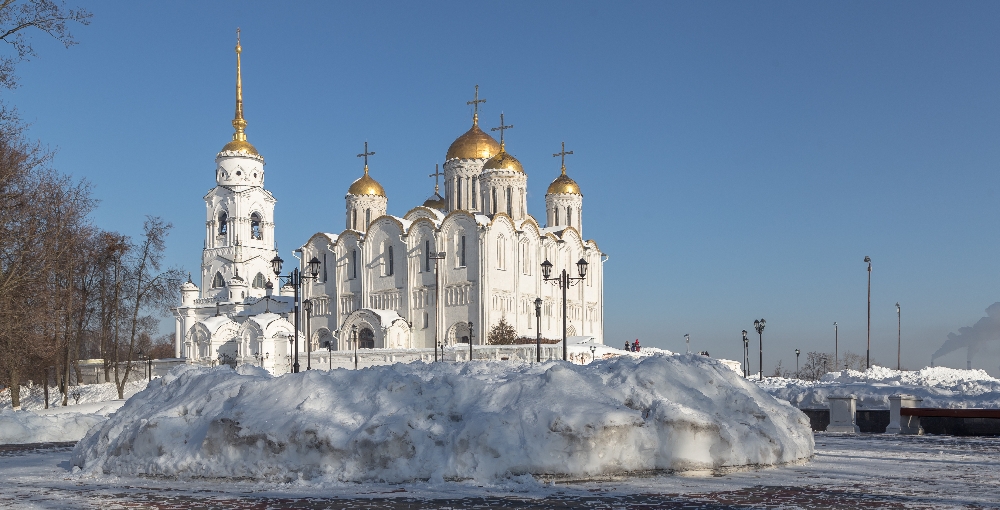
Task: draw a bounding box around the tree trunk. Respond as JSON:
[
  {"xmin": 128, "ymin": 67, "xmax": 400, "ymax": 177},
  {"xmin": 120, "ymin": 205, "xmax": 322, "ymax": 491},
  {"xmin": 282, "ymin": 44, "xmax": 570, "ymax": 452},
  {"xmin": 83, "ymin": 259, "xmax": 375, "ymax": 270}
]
[{"xmin": 8, "ymin": 366, "xmax": 19, "ymax": 409}]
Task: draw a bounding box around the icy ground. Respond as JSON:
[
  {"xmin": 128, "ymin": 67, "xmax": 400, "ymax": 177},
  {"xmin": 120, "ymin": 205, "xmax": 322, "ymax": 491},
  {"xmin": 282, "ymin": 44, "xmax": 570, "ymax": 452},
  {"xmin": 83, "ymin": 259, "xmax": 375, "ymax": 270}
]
[
  {"xmin": 761, "ymin": 365, "xmax": 1000, "ymax": 409},
  {"xmin": 2, "ymin": 434, "xmax": 998, "ymax": 509},
  {"xmin": 73, "ymin": 354, "xmax": 813, "ymax": 481}
]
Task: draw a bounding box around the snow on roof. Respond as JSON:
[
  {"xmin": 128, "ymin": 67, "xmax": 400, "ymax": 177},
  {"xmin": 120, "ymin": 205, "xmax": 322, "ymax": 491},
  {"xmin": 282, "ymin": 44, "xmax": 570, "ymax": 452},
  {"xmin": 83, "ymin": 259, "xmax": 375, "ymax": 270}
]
[
  {"xmin": 199, "ymin": 315, "xmax": 235, "ymax": 333},
  {"xmin": 474, "ymin": 213, "xmax": 491, "ymax": 226},
  {"xmin": 246, "ymin": 313, "xmax": 284, "ymax": 329},
  {"xmin": 363, "ymin": 308, "xmax": 406, "ymax": 326}
]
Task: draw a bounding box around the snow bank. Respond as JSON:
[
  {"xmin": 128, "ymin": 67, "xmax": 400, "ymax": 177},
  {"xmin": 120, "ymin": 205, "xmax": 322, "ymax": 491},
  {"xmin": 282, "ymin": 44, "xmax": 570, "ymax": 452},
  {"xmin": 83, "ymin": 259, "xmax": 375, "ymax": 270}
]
[
  {"xmin": 0, "ymin": 408, "xmax": 113, "ymax": 444},
  {"xmin": 0, "ymin": 380, "xmax": 147, "ymax": 411},
  {"xmin": 760, "ymin": 365, "xmax": 1000, "ymax": 409},
  {"xmin": 72, "ymin": 355, "xmax": 813, "ymax": 482}
]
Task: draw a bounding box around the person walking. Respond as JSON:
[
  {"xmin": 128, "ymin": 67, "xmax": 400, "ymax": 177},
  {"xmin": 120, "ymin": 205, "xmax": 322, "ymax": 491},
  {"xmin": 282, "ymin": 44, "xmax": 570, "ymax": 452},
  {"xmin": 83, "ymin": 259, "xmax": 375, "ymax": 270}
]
[{"xmin": 633, "ymin": 339, "xmax": 641, "ymax": 352}]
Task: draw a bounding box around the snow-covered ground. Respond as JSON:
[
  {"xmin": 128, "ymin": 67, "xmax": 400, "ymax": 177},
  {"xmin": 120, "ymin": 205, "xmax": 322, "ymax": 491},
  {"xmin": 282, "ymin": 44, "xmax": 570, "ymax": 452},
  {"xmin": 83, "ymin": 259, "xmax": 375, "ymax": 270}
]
[
  {"xmin": 72, "ymin": 354, "xmax": 813, "ymax": 482},
  {"xmin": 0, "ymin": 404, "xmax": 122, "ymax": 445},
  {"xmin": 3, "ymin": 434, "xmax": 997, "ymax": 508},
  {"xmin": 0, "ymin": 380, "xmax": 147, "ymax": 411},
  {"xmin": 760, "ymin": 365, "xmax": 1000, "ymax": 409}
]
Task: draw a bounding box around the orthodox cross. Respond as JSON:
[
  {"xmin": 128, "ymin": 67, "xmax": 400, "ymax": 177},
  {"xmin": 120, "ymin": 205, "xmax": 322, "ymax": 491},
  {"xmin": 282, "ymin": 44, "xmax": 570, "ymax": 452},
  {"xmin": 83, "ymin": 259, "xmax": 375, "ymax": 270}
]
[
  {"xmin": 491, "ymin": 113, "xmax": 513, "ymax": 145},
  {"xmin": 467, "ymin": 84, "xmax": 486, "ymax": 121},
  {"xmin": 553, "ymin": 141, "xmax": 574, "ymax": 170},
  {"xmin": 429, "ymin": 163, "xmax": 444, "ymax": 193},
  {"xmin": 357, "ymin": 141, "xmax": 375, "ymax": 168}
]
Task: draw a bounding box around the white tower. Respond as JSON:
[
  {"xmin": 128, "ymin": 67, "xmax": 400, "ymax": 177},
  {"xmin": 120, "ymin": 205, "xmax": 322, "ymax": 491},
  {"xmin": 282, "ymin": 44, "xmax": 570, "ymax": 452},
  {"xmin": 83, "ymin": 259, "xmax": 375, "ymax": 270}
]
[
  {"xmin": 345, "ymin": 141, "xmax": 387, "ymax": 232},
  {"xmin": 545, "ymin": 142, "xmax": 583, "ymax": 235},
  {"xmin": 479, "ymin": 113, "xmax": 528, "ymax": 220},
  {"xmin": 202, "ymin": 29, "xmax": 277, "ymax": 302},
  {"xmin": 443, "ymin": 85, "xmax": 500, "ymax": 213}
]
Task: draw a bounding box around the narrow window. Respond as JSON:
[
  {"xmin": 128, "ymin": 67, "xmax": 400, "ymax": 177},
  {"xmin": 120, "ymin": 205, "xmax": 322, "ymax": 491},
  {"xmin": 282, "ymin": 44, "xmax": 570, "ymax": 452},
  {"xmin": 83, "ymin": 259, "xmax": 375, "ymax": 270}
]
[
  {"xmin": 460, "ymin": 235, "xmax": 466, "ymax": 267},
  {"xmin": 365, "ymin": 209, "xmax": 371, "ymax": 229},
  {"xmin": 457, "ymin": 177, "xmax": 463, "ymax": 209},
  {"xmin": 491, "ymin": 188, "xmax": 497, "ymax": 215},
  {"xmin": 351, "ymin": 209, "xmax": 357, "ymax": 230},
  {"xmin": 423, "ymin": 312, "xmax": 429, "ymax": 329},
  {"xmin": 213, "ymin": 272, "xmax": 225, "ymax": 288},
  {"xmin": 555, "ymin": 208, "xmax": 560, "ymax": 225},
  {"xmin": 218, "ymin": 212, "xmax": 228, "ymax": 236},
  {"xmin": 252, "ymin": 272, "xmax": 266, "ymax": 288},
  {"xmin": 424, "ymin": 240, "xmax": 431, "ymax": 272},
  {"xmin": 352, "ymin": 249, "xmax": 357, "ymax": 279},
  {"xmin": 250, "ymin": 213, "xmax": 262, "ymax": 240},
  {"xmin": 323, "ymin": 253, "xmax": 328, "ymax": 282},
  {"xmin": 506, "ymin": 187, "xmax": 512, "ymax": 216},
  {"xmin": 567, "ymin": 206, "xmax": 572, "ymax": 227},
  {"xmin": 471, "ymin": 178, "xmax": 477, "ymax": 209},
  {"xmin": 387, "ymin": 245, "xmax": 394, "ymax": 276}
]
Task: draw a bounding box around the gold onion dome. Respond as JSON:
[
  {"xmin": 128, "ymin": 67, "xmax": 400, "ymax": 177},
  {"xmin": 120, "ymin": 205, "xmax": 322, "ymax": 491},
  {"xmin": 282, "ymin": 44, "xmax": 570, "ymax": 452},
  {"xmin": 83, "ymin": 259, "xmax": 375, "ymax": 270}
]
[
  {"xmin": 483, "ymin": 141, "xmax": 524, "ymax": 173},
  {"xmin": 221, "ymin": 29, "xmax": 261, "ymax": 158},
  {"xmin": 348, "ymin": 166, "xmax": 386, "ymax": 197},
  {"xmin": 446, "ymin": 116, "xmax": 501, "ymax": 160},
  {"xmin": 547, "ymin": 168, "xmax": 581, "ymax": 195},
  {"xmin": 423, "ymin": 192, "xmax": 446, "ymax": 210}
]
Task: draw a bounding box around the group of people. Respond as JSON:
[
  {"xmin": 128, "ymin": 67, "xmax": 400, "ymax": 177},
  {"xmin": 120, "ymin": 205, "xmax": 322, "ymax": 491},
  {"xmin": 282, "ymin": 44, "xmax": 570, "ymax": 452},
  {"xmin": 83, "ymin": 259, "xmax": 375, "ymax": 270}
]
[{"xmin": 624, "ymin": 339, "xmax": 641, "ymax": 352}]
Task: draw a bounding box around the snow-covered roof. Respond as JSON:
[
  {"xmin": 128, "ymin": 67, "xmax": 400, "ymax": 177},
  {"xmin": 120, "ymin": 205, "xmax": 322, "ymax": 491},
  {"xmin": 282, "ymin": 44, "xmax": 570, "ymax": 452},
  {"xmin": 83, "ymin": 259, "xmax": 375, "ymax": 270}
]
[
  {"xmin": 362, "ymin": 308, "xmax": 406, "ymax": 327},
  {"xmin": 198, "ymin": 315, "xmax": 236, "ymax": 333},
  {"xmin": 245, "ymin": 312, "xmax": 283, "ymax": 330}
]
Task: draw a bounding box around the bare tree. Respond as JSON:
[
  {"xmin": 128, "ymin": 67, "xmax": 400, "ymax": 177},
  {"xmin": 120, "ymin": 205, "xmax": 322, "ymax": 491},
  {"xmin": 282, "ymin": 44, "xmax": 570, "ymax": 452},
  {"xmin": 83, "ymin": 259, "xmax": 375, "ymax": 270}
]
[{"xmin": 0, "ymin": 0, "xmax": 91, "ymax": 91}]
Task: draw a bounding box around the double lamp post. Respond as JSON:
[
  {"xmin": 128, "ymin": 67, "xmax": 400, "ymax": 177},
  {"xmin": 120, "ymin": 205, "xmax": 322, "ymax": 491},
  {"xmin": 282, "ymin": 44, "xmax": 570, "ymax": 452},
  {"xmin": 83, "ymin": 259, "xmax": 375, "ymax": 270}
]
[{"xmin": 270, "ymin": 254, "xmax": 321, "ymax": 374}]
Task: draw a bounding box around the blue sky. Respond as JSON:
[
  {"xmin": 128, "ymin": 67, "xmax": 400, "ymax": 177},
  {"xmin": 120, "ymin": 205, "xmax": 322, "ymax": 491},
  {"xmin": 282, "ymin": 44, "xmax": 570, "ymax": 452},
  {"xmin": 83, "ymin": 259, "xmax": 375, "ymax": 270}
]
[{"xmin": 11, "ymin": 1, "xmax": 1000, "ymax": 375}]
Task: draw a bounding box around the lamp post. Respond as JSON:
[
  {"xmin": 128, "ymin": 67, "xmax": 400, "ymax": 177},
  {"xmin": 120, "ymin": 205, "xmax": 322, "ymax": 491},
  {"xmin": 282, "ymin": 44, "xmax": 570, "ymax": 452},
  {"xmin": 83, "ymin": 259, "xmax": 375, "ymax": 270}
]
[
  {"xmin": 896, "ymin": 301, "xmax": 903, "ymax": 370},
  {"xmin": 864, "ymin": 255, "xmax": 871, "ymax": 370},
  {"xmin": 741, "ymin": 330, "xmax": 749, "ymax": 377},
  {"xmin": 303, "ymin": 299, "xmax": 313, "ymax": 370},
  {"xmin": 754, "ymin": 318, "xmax": 766, "ymax": 381},
  {"xmin": 590, "ymin": 344, "xmax": 596, "ymax": 363},
  {"xmin": 833, "ymin": 321, "xmax": 838, "ymax": 370},
  {"xmin": 467, "ymin": 321, "xmax": 474, "ymax": 361},
  {"xmin": 795, "ymin": 348, "xmax": 800, "ymax": 378},
  {"xmin": 541, "ymin": 257, "xmax": 589, "ymax": 361},
  {"xmin": 684, "ymin": 334, "xmax": 690, "ymax": 354},
  {"xmin": 270, "ymin": 254, "xmax": 322, "ymax": 373},
  {"xmin": 429, "ymin": 251, "xmax": 446, "ymax": 362},
  {"xmin": 534, "ymin": 298, "xmax": 543, "ymax": 362},
  {"xmin": 352, "ymin": 325, "xmax": 358, "ymax": 370},
  {"xmin": 327, "ymin": 340, "xmax": 334, "ymax": 370}
]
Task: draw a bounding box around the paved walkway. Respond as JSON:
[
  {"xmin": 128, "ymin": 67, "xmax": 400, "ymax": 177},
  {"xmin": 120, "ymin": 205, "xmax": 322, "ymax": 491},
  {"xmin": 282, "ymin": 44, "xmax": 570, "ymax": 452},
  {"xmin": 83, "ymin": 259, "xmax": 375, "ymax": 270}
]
[{"xmin": 1, "ymin": 434, "xmax": 998, "ymax": 509}]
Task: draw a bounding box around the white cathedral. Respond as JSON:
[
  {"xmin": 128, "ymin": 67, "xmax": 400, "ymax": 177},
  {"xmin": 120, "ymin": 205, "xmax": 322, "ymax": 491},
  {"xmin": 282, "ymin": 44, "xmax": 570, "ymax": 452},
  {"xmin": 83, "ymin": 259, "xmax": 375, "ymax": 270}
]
[{"xmin": 172, "ymin": 35, "xmax": 606, "ymax": 372}]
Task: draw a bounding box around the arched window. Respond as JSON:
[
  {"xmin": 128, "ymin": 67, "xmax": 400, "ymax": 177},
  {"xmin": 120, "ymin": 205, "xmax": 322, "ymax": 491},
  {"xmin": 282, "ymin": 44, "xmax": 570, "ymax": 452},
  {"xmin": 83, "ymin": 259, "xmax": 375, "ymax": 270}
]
[
  {"xmin": 351, "ymin": 209, "xmax": 357, "ymax": 230},
  {"xmin": 497, "ymin": 237, "xmax": 505, "ymax": 270},
  {"xmin": 424, "ymin": 240, "xmax": 431, "ymax": 272},
  {"xmin": 423, "ymin": 312, "xmax": 429, "ymax": 329},
  {"xmin": 491, "ymin": 188, "xmax": 497, "ymax": 215},
  {"xmin": 218, "ymin": 212, "xmax": 228, "ymax": 236},
  {"xmin": 386, "ymin": 244, "xmax": 394, "ymax": 276},
  {"xmin": 212, "ymin": 272, "xmax": 225, "ymax": 288},
  {"xmin": 352, "ymin": 249, "xmax": 358, "ymax": 279},
  {"xmin": 555, "ymin": 208, "xmax": 560, "ymax": 225},
  {"xmin": 459, "ymin": 234, "xmax": 467, "ymax": 267},
  {"xmin": 359, "ymin": 328, "xmax": 375, "ymax": 349},
  {"xmin": 506, "ymin": 187, "xmax": 512, "ymax": 216},
  {"xmin": 250, "ymin": 213, "xmax": 262, "ymax": 240},
  {"xmin": 457, "ymin": 177, "xmax": 463, "ymax": 209},
  {"xmin": 252, "ymin": 272, "xmax": 266, "ymax": 288},
  {"xmin": 567, "ymin": 207, "xmax": 573, "ymax": 228}
]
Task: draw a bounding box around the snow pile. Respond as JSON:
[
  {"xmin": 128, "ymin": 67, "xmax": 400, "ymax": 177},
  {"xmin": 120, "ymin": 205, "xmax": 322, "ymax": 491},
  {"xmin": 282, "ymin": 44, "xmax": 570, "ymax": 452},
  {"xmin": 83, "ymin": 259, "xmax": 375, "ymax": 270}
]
[
  {"xmin": 0, "ymin": 407, "xmax": 117, "ymax": 444},
  {"xmin": 760, "ymin": 365, "xmax": 1000, "ymax": 409},
  {"xmin": 0, "ymin": 380, "xmax": 147, "ymax": 411},
  {"xmin": 72, "ymin": 355, "xmax": 813, "ymax": 482}
]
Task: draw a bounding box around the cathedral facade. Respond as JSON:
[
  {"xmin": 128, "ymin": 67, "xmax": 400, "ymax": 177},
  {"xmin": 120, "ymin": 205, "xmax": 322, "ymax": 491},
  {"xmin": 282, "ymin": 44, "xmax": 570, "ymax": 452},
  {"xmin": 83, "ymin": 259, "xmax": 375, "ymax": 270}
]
[{"xmin": 172, "ymin": 36, "xmax": 606, "ymax": 369}]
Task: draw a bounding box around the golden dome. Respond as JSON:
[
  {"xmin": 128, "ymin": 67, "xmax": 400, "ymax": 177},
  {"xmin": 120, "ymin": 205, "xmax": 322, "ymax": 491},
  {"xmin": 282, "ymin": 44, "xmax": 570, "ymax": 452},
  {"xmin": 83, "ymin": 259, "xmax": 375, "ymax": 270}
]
[
  {"xmin": 482, "ymin": 142, "xmax": 524, "ymax": 173},
  {"xmin": 348, "ymin": 166, "xmax": 386, "ymax": 197},
  {"xmin": 446, "ymin": 118, "xmax": 500, "ymax": 160},
  {"xmin": 423, "ymin": 192, "xmax": 446, "ymax": 210},
  {"xmin": 547, "ymin": 168, "xmax": 581, "ymax": 195},
  {"xmin": 220, "ymin": 139, "xmax": 260, "ymax": 156}
]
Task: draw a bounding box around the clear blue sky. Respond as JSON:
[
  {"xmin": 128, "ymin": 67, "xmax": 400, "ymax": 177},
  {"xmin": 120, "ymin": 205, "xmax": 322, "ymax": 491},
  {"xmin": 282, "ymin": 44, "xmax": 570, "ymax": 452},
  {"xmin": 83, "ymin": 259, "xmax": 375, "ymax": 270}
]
[{"xmin": 11, "ymin": 1, "xmax": 1000, "ymax": 375}]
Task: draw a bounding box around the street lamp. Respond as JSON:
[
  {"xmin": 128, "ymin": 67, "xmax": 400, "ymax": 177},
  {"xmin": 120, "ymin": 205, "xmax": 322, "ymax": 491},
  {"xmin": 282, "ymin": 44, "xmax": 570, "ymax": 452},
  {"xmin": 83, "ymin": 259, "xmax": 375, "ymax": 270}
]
[
  {"xmin": 303, "ymin": 299, "xmax": 313, "ymax": 370},
  {"xmin": 270, "ymin": 254, "xmax": 321, "ymax": 373},
  {"xmin": 590, "ymin": 344, "xmax": 596, "ymax": 363},
  {"xmin": 833, "ymin": 321, "xmax": 838, "ymax": 370},
  {"xmin": 684, "ymin": 334, "xmax": 690, "ymax": 354},
  {"xmin": 534, "ymin": 297, "xmax": 543, "ymax": 362},
  {"xmin": 864, "ymin": 255, "xmax": 871, "ymax": 370},
  {"xmin": 429, "ymin": 251, "xmax": 446, "ymax": 362},
  {"xmin": 351, "ymin": 324, "xmax": 358, "ymax": 370},
  {"xmin": 896, "ymin": 301, "xmax": 903, "ymax": 370},
  {"xmin": 754, "ymin": 318, "xmax": 766, "ymax": 381},
  {"xmin": 541, "ymin": 257, "xmax": 588, "ymax": 361},
  {"xmin": 741, "ymin": 330, "xmax": 749, "ymax": 377},
  {"xmin": 795, "ymin": 348, "xmax": 800, "ymax": 377},
  {"xmin": 467, "ymin": 321, "xmax": 474, "ymax": 361},
  {"xmin": 327, "ymin": 340, "xmax": 334, "ymax": 370}
]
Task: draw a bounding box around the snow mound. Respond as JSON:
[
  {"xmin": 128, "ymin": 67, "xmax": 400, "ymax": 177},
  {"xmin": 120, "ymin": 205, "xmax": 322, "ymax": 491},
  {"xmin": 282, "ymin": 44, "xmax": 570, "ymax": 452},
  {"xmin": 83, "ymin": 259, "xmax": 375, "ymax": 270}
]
[
  {"xmin": 72, "ymin": 355, "xmax": 813, "ymax": 482},
  {"xmin": 760, "ymin": 365, "xmax": 1000, "ymax": 409},
  {"xmin": 0, "ymin": 409, "xmax": 108, "ymax": 445}
]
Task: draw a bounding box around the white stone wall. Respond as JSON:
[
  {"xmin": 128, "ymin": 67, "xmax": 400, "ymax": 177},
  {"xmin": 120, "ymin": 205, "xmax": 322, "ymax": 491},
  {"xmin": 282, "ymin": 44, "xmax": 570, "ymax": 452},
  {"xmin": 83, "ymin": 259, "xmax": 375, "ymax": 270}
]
[{"xmin": 546, "ymin": 193, "xmax": 584, "ymax": 236}]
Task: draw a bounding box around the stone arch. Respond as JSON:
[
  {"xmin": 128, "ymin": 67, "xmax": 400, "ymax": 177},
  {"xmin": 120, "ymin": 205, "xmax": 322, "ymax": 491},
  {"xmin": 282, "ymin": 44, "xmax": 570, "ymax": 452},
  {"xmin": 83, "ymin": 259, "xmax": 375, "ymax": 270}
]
[
  {"xmin": 315, "ymin": 328, "xmax": 335, "ymax": 350},
  {"xmin": 447, "ymin": 321, "xmax": 472, "ymax": 345}
]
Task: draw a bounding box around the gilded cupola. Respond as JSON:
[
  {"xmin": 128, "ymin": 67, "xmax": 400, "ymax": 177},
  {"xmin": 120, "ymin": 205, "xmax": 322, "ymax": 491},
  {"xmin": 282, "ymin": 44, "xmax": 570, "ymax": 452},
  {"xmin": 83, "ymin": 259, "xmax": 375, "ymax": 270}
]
[
  {"xmin": 220, "ymin": 29, "xmax": 261, "ymax": 158},
  {"xmin": 347, "ymin": 142, "xmax": 386, "ymax": 197},
  {"xmin": 445, "ymin": 85, "xmax": 500, "ymax": 161},
  {"xmin": 547, "ymin": 142, "xmax": 581, "ymax": 195},
  {"xmin": 482, "ymin": 112, "xmax": 523, "ymax": 173}
]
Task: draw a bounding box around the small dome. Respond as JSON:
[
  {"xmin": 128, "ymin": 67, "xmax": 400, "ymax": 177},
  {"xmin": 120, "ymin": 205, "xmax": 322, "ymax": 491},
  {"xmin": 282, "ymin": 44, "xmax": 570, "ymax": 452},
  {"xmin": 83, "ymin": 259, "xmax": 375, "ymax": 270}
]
[
  {"xmin": 446, "ymin": 121, "xmax": 500, "ymax": 160},
  {"xmin": 483, "ymin": 144, "xmax": 524, "ymax": 173},
  {"xmin": 547, "ymin": 170, "xmax": 581, "ymax": 195},
  {"xmin": 423, "ymin": 192, "xmax": 446, "ymax": 210},
  {"xmin": 220, "ymin": 139, "xmax": 260, "ymax": 157},
  {"xmin": 348, "ymin": 167, "xmax": 386, "ymax": 197},
  {"xmin": 181, "ymin": 280, "xmax": 199, "ymax": 291}
]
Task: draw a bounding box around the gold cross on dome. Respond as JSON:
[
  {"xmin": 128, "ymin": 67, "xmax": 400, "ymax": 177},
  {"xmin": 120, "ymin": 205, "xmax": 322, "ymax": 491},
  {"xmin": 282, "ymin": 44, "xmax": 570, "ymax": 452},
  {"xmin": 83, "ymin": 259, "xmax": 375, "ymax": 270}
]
[
  {"xmin": 429, "ymin": 163, "xmax": 444, "ymax": 192},
  {"xmin": 553, "ymin": 141, "xmax": 574, "ymax": 170},
  {"xmin": 357, "ymin": 141, "xmax": 375, "ymax": 168},
  {"xmin": 467, "ymin": 84, "xmax": 486, "ymax": 122},
  {"xmin": 491, "ymin": 112, "xmax": 513, "ymax": 145}
]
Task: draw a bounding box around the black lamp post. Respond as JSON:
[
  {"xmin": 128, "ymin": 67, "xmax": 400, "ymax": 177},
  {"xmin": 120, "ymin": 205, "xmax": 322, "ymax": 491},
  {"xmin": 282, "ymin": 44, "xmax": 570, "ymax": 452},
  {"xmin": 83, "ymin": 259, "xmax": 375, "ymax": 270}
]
[
  {"xmin": 327, "ymin": 340, "xmax": 334, "ymax": 370},
  {"xmin": 864, "ymin": 255, "xmax": 871, "ymax": 370},
  {"xmin": 303, "ymin": 299, "xmax": 313, "ymax": 370},
  {"xmin": 534, "ymin": 297, "xmax": 542, "ymax": 362},
  {"xmin": 352, "ymin": 324, "xmax": 358, "ymax": 370},
  {"xmin": 684, "ymin": 333, "xmax": 690, "ymax": 354},
  {"xmin": 590, "ymin": 344, "xmax": 596, "ymax": 363},
  {"xmin": 896, "ymin": 302, "xmax": 901, "ymax": 371},
  {"xmin": 270, "ymin": 254, "xmax": 321, "ymax": 373},
  {"xmin": 541, "ymin": 257, "xmax": 588, "ymax": 361},
  {"xmin": 795, "ymin": 348, "xmax": 800, "ymax": 377},
  {"xmin": 429, "ymin": 251, "xmax": 446, "ymax": 362},
  {"xmin": 467, "ymin": 321, "xmax": 474, "ymax": 361},
  {"xmin": 833, "ymin": 321, "xmax": 838, "ymax": 371},
  {"xmin": 754, "ymin": 318, "xmax": 766, "ymax": 381},
  {"xmin": 741, "ymin": 330, "xmax": 749, "ymax": 378}
]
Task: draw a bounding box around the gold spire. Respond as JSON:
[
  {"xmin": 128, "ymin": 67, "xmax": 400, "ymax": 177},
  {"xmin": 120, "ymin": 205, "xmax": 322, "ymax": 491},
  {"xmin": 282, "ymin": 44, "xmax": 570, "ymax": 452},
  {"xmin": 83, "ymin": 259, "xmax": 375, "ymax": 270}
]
[{"xmin": 220, "ymin": 28, "xmax": 260, "ymax": 157}]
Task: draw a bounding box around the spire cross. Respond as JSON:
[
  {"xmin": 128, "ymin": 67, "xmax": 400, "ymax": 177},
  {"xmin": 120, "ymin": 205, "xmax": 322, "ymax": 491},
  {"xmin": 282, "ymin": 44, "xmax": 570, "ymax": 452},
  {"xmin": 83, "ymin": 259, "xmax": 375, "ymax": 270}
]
[
  {"xmin": 467, "ymin": 84, "xmax": 486, "ymax": 124},
  {"xmin": 491, "ymin": 113, "xmax": 513, "ymax": 145},
  {"xmin": 357, "ymin": 141, "xmax": 375, "ymax": 170},
  {"xmin": 429, "ymin": 163, "xmax": 444, "ymax": 193},
  {"xmin": 553, "ymin": 141, "xmax": 574, "ymax": 173}
]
